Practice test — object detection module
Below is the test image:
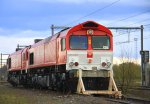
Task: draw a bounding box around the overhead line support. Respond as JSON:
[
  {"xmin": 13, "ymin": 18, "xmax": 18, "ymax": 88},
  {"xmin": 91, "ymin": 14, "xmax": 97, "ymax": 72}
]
[{"xmin": 50, "ymin": 25, "xmax": 144, "ymax": 86}]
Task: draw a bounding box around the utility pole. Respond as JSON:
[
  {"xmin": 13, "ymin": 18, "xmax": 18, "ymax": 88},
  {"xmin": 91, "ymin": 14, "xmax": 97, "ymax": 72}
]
[
  {"xmin": 0, "ymin": 53, "xmax": 2, "ymax": 68},
  {"xmin": 140, "ymin": 25, "xmax": 144, "ymax": 86},
  {"xmin": 51, "ymin": 24, "xmax": 54, "ymax": 36},
  {"xmin": 134, "ymin": 38, "xmax": 138, "ymax": 63}
]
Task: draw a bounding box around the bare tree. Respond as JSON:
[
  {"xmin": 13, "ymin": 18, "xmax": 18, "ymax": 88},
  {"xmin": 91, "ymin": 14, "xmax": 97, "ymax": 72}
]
[{"xmin": 113, "ymin": 45, "xmax": 141, "ymax": 93}]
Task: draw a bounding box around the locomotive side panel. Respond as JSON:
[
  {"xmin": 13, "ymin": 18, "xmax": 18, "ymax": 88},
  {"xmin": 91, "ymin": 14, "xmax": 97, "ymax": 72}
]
[
  {"xmin": 22, "ymin": 48, "xmax": 28, "ymax": 70},
  {"xmin": 57, "ymin": 37, "xmax": 67, "ymax": 65},
  {"xmin": 28, "ymin": 38, "xmax": 58, "ymax": 68},
  {"xmin": 34, "ymin": 45, "xmax": 45, "ymax": 65},
  {"xmin": 44, "ymin": 40, "xmax": 57, "ymax": 65},
  {"xmin": 17, "ymin": 54, "xmax": 22, "ymax": 69},
  {"xmin": 9, "ymin": 50, "xmax": 22, "ymax": 71}
]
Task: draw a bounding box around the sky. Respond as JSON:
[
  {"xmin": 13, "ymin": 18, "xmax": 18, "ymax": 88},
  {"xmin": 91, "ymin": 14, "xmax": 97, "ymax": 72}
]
[{"xmin": 0, "ymin": 0, "xmax": 150, "ymax": 59}]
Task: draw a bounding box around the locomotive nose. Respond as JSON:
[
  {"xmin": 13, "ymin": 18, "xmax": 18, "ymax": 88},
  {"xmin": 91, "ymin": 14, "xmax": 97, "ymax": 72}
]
[{"xmin": 67, "ymin": 51, "xmax": 112, "ymax": 71}]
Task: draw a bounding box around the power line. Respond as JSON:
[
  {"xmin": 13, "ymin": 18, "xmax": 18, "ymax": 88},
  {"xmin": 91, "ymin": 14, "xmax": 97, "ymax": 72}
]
[
  {"xmin": 134, "ymin": 38, "xmax": 138, "ymax": 62},
  {"xmin": 65, "ymin": 0, "xmax": 121, "ymax": 26},
  {"xmin": 107, "ymin": 10, "xmax": 150, "ymax": 26},
  {"xmin": 113, "ymin": 29, "xmax": 139, "ymax": 37},
  {"xmin": 144, "ymin": 36, "xmax": 150, "ymax": 39},
  {"xmin": 144, "ymin": 24, "xmax": 150, "ymax": 26},
  {"xmin": 126, "ymin": 18, "xmax": 150, "ymax": 26},
  {"xmin": 115, "ymin": 35, "xmax": 150, "ymax": 45},
  {"xmin": 113, "ymin": 23, "xmax": 150, "ymax": 37},
  {"xmin": 144, "ymin": 27, "xmax": 150, "ymax": 30}
]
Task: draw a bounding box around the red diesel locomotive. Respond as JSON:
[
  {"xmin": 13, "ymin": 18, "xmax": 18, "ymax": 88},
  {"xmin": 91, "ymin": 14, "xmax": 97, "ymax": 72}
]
[{"xmin": 7, "ymin": 21, "xmax": 121, "ymax": 96}]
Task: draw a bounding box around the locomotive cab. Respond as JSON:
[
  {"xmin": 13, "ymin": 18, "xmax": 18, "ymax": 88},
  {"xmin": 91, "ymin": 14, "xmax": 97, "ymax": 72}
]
[
  {"xmin": 66, "ymin": 21, "xmax": 113, "ymax": 71},
  {"xmin": 64, "ymin": 21, "xmax": 121, "ymax": 96},
  {"xmin": 67, "ymin": 34, "xmax": 112, "ymax": 71}
]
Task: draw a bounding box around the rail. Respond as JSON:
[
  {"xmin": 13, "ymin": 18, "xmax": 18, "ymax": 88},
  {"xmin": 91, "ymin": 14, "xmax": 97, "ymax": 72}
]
[{"xmin": 106, "ymin": 96, "xmax": 150, "ymax": 104}]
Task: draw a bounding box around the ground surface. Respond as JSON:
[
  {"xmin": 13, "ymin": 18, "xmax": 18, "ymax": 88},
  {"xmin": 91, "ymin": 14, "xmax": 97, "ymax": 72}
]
[
  {"xmin": 0, "ymin": 83, "xmax": 113, "ymax": 104},
  {"xmin": 0, "ymin": 82, "xmax": 149, "ymax": 104}
]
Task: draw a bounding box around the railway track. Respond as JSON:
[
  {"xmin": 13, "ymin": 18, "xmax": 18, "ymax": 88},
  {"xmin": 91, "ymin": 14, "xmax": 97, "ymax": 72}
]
[
  {"xmin": 126, "ymin": 96, "xmax": 150, "ymax": 104},
  {"xmin": 130, "ymin": 86, "xmax": 150, "ymax": 91},
  {"xmin": 118, "ymin": 86, "xmax": 150, "ymax": 91},
  {"xmin": 0, "ymin": 81, "xmax": 7, "ymax": 84},
  {"xmin": 106, "ymin": 98, "xmax": 130, "ymax": 104},
  {"xmin": 106, "ymin": 96, "xmax": 150, "ymax": 104},
  {"xmin": 1, "ymin": 83, "xmax": 150, "ymax": 104}
]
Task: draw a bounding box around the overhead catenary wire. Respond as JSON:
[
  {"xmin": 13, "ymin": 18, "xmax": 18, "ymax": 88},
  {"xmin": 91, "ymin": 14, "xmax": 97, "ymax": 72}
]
[
  {"xmin": 113, "ymin": 29, "xmax": 140, "ymax": 37},
  {"xmin": 144, "ymin": 24, "xmax": 150, "ymax": 26},
  {"xmin": 53, "ymin": 1, "xmax": 149, "ymax": 39},
  {"xmin": 144, "ymin": 27, "xmax": 150, "ymax": 30},
  {"xmin": 113, "ymin": 22, "xmax": 150, "ymax": 37},
  {"xmin": 124, "ymin": 18, "xmax": 150, "ymax": 26},
  {"xmin": 64, "ymin": 0, "xmax": 121, "ymax": 26},
  {"xmin": 107, "ymin": 16, "xmax": 150, "ymax": 38},
  {"xmin": 109, "ymin": 15, "xmax": 150, "ymax": 37},
  {"xmin": 112, "ymin": 21, "xmax": 150, "ymax": 38},
  {"xmin": 114, "ymin": 26, "xmax": 150, "ymax": 45},
  {"xmin": 107, "ymin": 10, "xmax": 150, "ymax": 26},
  {"xmin": 107, "ymin": 11, "xmax": 150, "ymax": 38},
  {"xmin": 115, "ymin": 35, "xmax": 150, "ymax": 45}
]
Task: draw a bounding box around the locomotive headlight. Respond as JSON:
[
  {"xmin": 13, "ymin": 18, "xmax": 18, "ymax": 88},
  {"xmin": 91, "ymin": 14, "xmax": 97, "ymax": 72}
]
[
  {"xmin": 69, "ymin": 62, "xmax": 74, "ymax": 67},
  {"xmin": 87, "ymin": 29, "xmax": 93, "ymax": 35},
  {"xmin": 69, "ymin": 62, "xmax": 79, "ymax": 67},
  {"xmin": 68, "ymin": 56, "xmax": 79, "ymax": 67}
]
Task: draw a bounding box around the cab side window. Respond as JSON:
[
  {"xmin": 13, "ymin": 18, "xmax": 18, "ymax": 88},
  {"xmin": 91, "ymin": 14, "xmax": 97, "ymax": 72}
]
[
  {"xmin": 29, "ymin": 53, "xmax": 34, "ymax": 65},
  {"xmin": 61, "ymin": 38, "xmax": 66, "ymax": 51}
]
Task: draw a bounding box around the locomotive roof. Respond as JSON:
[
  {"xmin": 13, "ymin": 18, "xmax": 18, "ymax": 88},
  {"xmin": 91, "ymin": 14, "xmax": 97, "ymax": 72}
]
[
  {"xmin": 10, "ymin": 21, "xmax": 112, "ymax": 51},
  {"xmin": 58, "ymin": 20, "xmax": 112, "ymax": 38}
]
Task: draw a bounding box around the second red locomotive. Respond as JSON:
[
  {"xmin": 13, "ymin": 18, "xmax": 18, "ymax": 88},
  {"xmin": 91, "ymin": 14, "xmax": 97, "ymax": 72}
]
[{"xmin": 7, "ymin": 21, "xmax": 121, "ymax": 96}]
